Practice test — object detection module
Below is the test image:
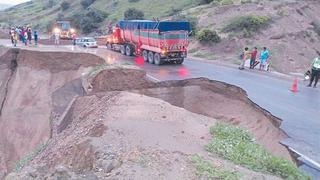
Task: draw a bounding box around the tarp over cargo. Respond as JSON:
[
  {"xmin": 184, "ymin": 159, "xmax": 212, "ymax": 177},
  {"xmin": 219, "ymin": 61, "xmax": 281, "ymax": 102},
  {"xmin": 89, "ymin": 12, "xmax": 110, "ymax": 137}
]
[{"xmin": 118, "ymin": 20, "xmax": 191, "ymax": 33}]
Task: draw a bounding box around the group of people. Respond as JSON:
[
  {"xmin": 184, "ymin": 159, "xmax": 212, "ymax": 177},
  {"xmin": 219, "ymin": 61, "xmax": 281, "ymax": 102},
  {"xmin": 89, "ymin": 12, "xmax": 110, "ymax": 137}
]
[
  {"xmin": 9, "ymin": 26, "xmax": 38, "ymax": 47},
  {"xmin": 239, "ymin": 47, "xmax": 270, "ymax": 71}
]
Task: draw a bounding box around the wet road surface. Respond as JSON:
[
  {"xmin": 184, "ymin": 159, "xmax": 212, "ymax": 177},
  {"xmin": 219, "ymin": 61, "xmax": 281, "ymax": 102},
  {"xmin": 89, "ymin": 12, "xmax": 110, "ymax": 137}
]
[{"xmin": 1, "ymin": 40, "xmax": 320, "ymax": 177}]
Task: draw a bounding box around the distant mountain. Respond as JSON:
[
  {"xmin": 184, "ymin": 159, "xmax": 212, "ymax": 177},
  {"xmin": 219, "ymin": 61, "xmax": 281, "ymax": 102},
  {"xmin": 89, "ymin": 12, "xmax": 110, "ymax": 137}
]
[{"xmin": 0, "ymin": 3, "xmax": 12, "ymax": 10}]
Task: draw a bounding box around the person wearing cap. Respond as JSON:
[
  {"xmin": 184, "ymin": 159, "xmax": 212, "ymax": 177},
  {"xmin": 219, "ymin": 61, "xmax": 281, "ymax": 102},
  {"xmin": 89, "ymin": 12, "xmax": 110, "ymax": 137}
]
[{"xmin": 308, "ymin": 55, "xmax": 320, "ymax": 88}]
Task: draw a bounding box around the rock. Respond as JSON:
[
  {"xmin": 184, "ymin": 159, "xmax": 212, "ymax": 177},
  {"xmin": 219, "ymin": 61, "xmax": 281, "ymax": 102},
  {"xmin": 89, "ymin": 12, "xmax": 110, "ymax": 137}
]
[
  {"xmin": 105, "ymin": 159, "xmax": 122, "ymax": 173},
  {"xmin": 270, "ymin": 34, "xmax": 285, "ymax": 40},
  {"xmin": 52, "ymin": 165, "xmax": 71, "ymax": 180}
]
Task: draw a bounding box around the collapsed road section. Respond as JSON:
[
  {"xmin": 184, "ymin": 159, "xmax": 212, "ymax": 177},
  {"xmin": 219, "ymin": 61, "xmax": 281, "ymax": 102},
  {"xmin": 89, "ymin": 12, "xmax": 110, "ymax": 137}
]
[{"xmin": 0, "ymin": 49, "xmax": 303, "ymax": 179}]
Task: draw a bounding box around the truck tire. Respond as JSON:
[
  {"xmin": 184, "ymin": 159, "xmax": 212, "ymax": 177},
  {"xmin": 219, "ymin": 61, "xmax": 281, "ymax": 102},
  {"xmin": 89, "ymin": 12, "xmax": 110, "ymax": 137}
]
[
  {"xmin": 125, "ymin": 45, "xmax": 133, "ymax": 56},
  {"xmin": 154, "ymin": 53, "xmax": 162, "ymax": 65},
  {"xmin": 120, "ymin": 45, "xmax": 125, "ymax": 55},
  {"xmin": 148, "ymin": 52, "xmax": 154, "ymax": 64},
  {"xmin": 176, "ymin": 58, "xmax": 184, "ymax": 64},
  {"xmin": 142, "ymin": 50, "xmax": 148, "ymax": 62}
]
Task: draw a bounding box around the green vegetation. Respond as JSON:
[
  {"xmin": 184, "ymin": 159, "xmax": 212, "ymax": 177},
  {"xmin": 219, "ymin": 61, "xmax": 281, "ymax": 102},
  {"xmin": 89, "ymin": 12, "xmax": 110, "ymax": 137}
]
[
  {"xmin": 72, "ymin": 8, "xmax": 107, "ymax": 33},
  {"xmin": 196, "ymin": 29, "xmax": 221, "ymax": 43},
  {"xmin": 192, "ymin": 155, "xmax": 240, "ymax": 180},
  {"xmin": 124, "ymin": 8, "xmax": 144, "ymax": 20},
  {"xmin": 60, "ymin": 1, "xmax": 70, "ymax": 11},
  {"xmin": 15, "ymin": 142, "xmax": 48, "ymax": 172},
  {"xmin": 206, "ymin": 123, "xmax": 310, "ymax": 180},
  {"xmin": 0, "ymin": 0, "xmax": 199, "ymax": 33},
  {"xmin": 81, "ymin": 0, "xmax": 95, "ymax": 9},
  {"xmin": 311, "ymin": 21, "xmax": 320, "ymax": 36},
  {"xmin": 223, "ymin": 15, "xmax": 271, "ymax": 36}
]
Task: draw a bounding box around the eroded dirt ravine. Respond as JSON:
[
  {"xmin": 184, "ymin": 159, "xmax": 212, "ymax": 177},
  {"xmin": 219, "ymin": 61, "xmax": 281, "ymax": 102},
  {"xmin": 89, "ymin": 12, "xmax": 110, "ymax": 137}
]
[{"xmin": 0, "ymin": 49, "xmax": 104, "ymax": 178}]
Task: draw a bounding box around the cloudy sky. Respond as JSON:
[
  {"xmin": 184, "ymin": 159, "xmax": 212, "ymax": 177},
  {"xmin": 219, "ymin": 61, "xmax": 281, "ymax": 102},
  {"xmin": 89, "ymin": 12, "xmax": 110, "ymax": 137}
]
[{"xmin": 6, "ymin": 0, "xmax": 30, "ymax": 5}]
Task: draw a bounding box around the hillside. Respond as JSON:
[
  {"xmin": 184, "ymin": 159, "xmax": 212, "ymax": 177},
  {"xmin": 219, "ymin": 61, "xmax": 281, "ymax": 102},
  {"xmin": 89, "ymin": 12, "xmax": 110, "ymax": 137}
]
[
  {"xmin": 0, "ymin": 3, "xmax": 12, "ymax": 11},
  {"xmin": 0, "ymin": 0, "xmax": 320, "ymax": 74}
]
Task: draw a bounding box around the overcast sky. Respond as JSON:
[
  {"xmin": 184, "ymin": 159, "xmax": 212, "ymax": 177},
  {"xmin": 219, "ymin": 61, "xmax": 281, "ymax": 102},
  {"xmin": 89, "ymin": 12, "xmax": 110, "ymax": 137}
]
[{"xmin": 6, "ymin": 0, "xmax": 30, "ymax": 5}]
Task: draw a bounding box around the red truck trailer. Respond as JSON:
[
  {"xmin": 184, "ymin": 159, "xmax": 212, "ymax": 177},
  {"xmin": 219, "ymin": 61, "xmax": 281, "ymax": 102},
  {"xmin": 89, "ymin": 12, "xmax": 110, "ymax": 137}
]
[{"xmin": 106, "ymin": 20, "xmax": 191, "ymax": 65}]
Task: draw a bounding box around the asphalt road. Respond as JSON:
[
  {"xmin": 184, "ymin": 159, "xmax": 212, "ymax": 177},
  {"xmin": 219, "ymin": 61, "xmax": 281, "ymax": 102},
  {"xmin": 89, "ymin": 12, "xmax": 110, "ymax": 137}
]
[{"xmin": 1, "ymin": 40, "xmax": 320, "ymax": 177}]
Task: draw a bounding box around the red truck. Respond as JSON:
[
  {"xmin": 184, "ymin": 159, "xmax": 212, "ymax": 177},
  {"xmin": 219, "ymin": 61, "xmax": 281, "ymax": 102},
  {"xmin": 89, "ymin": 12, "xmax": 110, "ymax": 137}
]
[{"xmin": 106, "ymin": 20, "xmax": 191, "ymax": 65}]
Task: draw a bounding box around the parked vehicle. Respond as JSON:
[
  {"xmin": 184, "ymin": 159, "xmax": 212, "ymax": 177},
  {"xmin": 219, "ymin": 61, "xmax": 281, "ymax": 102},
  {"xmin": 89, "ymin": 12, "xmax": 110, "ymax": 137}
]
[
  {"xmin": 75, "ymin": 37, "xmax": 98, "ymax": 48},
  {"xmin": 53, "ymin": 21, "xmax": 76, "ymax": 39},
  {"xmin": 106, "ymin": 20, "xmax": 191, "ymax": 65}
]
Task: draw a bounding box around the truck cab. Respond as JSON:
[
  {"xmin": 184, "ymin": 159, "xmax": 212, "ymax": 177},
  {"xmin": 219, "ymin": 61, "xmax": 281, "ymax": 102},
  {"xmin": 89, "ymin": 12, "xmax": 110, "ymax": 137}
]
[{"xmin": 53, "ymin": 21, "xmax": 76, "ymax": 39}]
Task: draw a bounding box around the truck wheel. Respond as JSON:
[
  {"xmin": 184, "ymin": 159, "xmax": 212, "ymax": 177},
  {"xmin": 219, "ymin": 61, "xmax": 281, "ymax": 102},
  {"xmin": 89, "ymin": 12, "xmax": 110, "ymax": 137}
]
[
  {"xmin": 125, "ymin": 45, "xmax": 133, "ymax": 56},
  {"xmin": 142, "ymin": 50, "xmax": 148, "ymax": 62},
  {"xmin": 154, "ymin": 53, "xmax": 162, "ymax": 65},
  {"xmin": 176, "ymin": 58, "xmax": 184, "ymax": 64},
  {"xmin": 148, "ymin": 52, "xmax": 154, "ymax": 64},
  {"xmin": 120, "ymin": 45, "xmax": 125, "ymax": 55}
]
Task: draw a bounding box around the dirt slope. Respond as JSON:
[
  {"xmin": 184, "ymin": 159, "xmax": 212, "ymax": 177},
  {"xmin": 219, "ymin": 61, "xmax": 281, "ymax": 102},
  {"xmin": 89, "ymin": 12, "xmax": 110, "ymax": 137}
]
[
  {"xmin": 187, "ymin": 0, "xmax": 320, "ymax": 74},
  {"xmin": 0, "ymin": 49, "xmax": 104, "ymax": 177}
]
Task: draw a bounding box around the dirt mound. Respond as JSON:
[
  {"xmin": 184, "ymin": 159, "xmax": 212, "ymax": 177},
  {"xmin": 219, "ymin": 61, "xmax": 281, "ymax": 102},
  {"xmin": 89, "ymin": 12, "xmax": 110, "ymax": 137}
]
[
  {"xmin": 0, "ymin": 49, "xmax": 104, "ymax": 178},
  {"xmin": 89, "ymin": 68, "xmax": 290, "ymax": 159},
  {"xmin": 90, "ymin": 67, "xmax": 153, "ymax": 93},
  {"xmin": 16, "ymin": 50, "xmax": 104, "ymax": 73},
  {"xmin": 8, "ymin": 92, "xmax": 281, "ymax": 180}
]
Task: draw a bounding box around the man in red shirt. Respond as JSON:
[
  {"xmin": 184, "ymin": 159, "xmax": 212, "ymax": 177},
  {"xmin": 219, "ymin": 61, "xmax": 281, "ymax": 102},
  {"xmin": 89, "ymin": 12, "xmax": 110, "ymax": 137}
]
[{"xmin": 250, "ymin": 47, "xmax": 258, "ymax": 69}]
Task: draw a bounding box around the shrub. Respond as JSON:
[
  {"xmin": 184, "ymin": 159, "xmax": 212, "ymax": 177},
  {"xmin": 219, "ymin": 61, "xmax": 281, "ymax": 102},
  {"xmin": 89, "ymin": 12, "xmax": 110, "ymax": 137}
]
[
  {"xmin": 311, "ymin": 21, "xmax": 320, "ymax": 36},
  {"xmin": 124, "ymin": 8, "xmax": 144, "ymax": 20},
  {"xmin": 220, "ymin": 0, "xmax": 233, "ymax": 5},
  {"xmin": 86, "ymin": 9, "xmax": 105, "ymax": 23},
  {"xmin": 223, "ymin": 15, "xmax": 270, "ymax": 33},
  {"xmin": 81, "ymin": 0, "xmax": 95, "ymax": 9},
  {"xmin": 198, "ymin": 0, "xmax": 214, "ymax": 5},
  {"xmin": 47, "ymin": 0, "xmax": 56, "ymax": 8},
  {"xmin": 72, "ymin": 9, "xmax": 107, "ymax": 34},
  {"xmin": 206, "ymin": 123, "xmax": 310, "ymax": 180},
  {"xmin": 128, "ymin": 0, "xmax": 140, "ymax": 2},
  {"xmin": 60, "ymin": 1, "xmax": 70, "ymax": 11},
  {"xmin": 196, "ymin": 29, "xmax": 221, "ymax": 43}
]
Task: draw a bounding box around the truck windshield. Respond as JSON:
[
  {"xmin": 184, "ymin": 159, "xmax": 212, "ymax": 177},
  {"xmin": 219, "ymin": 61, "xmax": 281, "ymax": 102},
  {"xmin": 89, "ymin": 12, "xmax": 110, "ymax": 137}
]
[
  {"xmin": 58, "ymin": 23, "xmax": 71, "ymax": 30},
  {"xmin": 163, "ymin": 33, "xmax": 187, "ymax": 39}
]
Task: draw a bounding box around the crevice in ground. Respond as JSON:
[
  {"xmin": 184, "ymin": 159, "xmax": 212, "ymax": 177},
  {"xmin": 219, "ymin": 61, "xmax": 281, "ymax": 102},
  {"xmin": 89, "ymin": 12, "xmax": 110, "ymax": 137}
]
[{"xmin": 0, "ymin": 49, "xmax": 19, "ymax": 116}]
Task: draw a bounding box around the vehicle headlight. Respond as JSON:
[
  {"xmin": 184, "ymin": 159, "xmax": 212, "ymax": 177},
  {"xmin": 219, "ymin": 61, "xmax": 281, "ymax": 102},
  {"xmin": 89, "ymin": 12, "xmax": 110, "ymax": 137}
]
[
  {"xmin": 70, "ymin": 28, "xmax": 76, "ymax": 33},
  {"xmin": 53, "ymin": 28, "xmax": 61, "ymax": 33}
]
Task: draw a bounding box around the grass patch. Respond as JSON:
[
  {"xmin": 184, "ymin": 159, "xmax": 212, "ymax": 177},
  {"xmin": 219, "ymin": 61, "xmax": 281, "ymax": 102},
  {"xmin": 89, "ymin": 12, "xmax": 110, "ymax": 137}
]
[
  {"xmin": 223, "ymin": 15, "xmax": 271, "ymax": 36},
  {"xmin": 192, "ymin": 155, "xmax": 240, "ymax": 180},
  {"xmin": 14, "ymin": 142, "xmax": 48, "ymax": 172},
  {"xmin": 205, "ymin": 123, "xmax": 310, "ymax": 180}
]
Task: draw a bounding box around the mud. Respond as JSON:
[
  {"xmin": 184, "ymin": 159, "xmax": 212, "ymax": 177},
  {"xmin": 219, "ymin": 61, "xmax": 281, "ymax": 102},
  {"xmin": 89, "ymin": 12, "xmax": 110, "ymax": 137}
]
[
  {"xmin": 0, "ymin": 49, "xmax": 104, "ymax": 177},
  {"xmin": 38, "ymin": 39, "xmax": 73, "ymax": 46}
]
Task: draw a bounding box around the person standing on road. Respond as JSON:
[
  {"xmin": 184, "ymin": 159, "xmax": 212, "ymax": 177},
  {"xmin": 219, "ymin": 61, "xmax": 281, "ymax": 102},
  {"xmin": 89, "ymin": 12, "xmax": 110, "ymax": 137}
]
[
  {"xmin": 54, "ymin": 31, "xmax": 60, "ymax": 46},
  {"xmin": 260, "ymin": 47, "xmax": 269, "ymax": 71},
  {"xmin": 250, "ymin": 47, "xmax": 258, "ymax": 69},
  {"xmin": 13, "ymin": 31, "xmax": 18, "ymax": 47},
  {"xmin": 27, "ymin": 27, "xmax": 32, "ymax": 45},
  {"xmin": 34, "ymin": 30, "xmax": 38, "ymax": 46},
  {"xmin": 307, "ymin": 56, "xmax": 320, "ymax": 88},
  {"xmin": 239, "ymin": 47, "xmax": 250, "ymax": 70}
]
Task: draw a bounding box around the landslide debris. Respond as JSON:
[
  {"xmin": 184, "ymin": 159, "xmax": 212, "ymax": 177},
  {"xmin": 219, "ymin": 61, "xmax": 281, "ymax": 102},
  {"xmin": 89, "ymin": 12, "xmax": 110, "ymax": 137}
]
[{"xmin": 0, "ymin": 50, "xmax": 294, "ymax": 179}]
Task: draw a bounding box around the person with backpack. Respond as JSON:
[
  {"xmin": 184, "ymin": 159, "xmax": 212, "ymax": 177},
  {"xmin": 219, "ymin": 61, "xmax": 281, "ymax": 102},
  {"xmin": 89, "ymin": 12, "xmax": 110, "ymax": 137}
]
[
  {"xmin": 239, "ymin": 47, "xmax": 250, "ymax": 70},
  {"xmin": 307, "ymin": 55, "xmax": 320, "ymax": 88}
]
